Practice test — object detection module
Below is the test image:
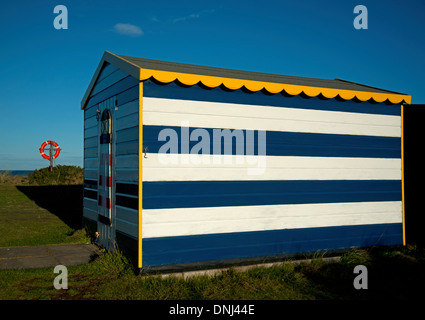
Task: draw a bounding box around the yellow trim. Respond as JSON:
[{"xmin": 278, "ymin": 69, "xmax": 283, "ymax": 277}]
[
  {"xmin": 138, "ymin": 83, "xmax": 143, "ymax": 268},
  {"xmin": 401, "ymin": 104, "xmax": 406, "ymax": 246},
  {"xmin": 139, "ymin": 68, "xmax": 411, "ymax": 104}
]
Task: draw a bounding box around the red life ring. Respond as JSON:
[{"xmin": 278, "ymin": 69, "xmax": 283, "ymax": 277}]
[{"xmin": 39, "ymin": 140, "xmax": 61, "ymax": 160}]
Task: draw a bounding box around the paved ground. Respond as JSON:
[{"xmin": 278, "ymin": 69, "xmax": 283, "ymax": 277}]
[{"xmin": 0, "ymin": 244, "xmax": 101, "ymax": 270}]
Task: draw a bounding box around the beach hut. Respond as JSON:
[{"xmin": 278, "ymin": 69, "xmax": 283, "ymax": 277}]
[{"xmin": 81, "ymin": 51, "xmax": 411, "ymax": 272}]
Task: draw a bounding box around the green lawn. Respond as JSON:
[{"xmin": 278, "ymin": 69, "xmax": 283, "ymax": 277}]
[
  {"xmin": 0, "ymin": 184, "xmax": 88, "ymax": 247},
  {"xmin": 1, "ymin": 245, "xmax": 425, "ymax": 300}
]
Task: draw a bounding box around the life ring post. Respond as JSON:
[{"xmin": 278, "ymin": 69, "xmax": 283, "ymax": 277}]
[
  {"xmin": 39, "ymin": 140, "xmax": 61, "ymax": 171},
  {"xmin": 49, "ymin": 143, "xmax": 53, "ymax": 172}
]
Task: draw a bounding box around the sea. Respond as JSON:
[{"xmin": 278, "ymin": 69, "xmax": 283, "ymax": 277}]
[{"xmin": 1, "ymin": 170, "xmax": 34, "ymax": 177}]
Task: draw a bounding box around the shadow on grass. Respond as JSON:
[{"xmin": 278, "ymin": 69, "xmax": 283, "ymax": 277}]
[{"xmin": 16, "ymin": 185, "xmax": 84, "ymax": 230}]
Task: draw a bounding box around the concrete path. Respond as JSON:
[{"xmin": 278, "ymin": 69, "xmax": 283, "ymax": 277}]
[{"xmin": 0, "ymin": 244, "xmax": 101, "ymax": 270}]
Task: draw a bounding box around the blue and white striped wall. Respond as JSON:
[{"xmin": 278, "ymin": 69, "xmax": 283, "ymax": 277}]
[{"xmin": 141, "ymin": 80, "xmax": 402, "ymax": 267}]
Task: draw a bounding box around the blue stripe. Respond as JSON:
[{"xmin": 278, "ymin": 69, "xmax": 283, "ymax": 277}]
[
  {"xmin": 143, "ymin": 125, "xmax": 401, "ymax": 159},
  {"xmin": 143, "ymin": 80, "xmax": 401, "ymax": 116},
  {"xmin": 143, "ymin": 180, "xmax": 401, "ymax": 209},
  {"xmin": 142, "ymin": 223, "xmax": 403, "ymax": 267}
]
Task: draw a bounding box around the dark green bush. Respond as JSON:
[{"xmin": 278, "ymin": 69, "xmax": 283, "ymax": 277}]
[{"xmin": 28, "ymin": 165, "xmax": 83, "ymax": 185}]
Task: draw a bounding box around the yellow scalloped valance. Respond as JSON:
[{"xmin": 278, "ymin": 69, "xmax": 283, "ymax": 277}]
[{"xmin": 139, "ymin": 68, "xmax": 411, "ymax": 104}]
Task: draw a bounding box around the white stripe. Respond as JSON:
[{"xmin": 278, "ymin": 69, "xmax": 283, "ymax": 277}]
[
  {"xmin": 143, "ymin": 154, "xmax": 401, "ymax": 181},
  {"xmin": 143, "ymin": 97, "xmax": 401, "ymax": 137},
  {"xmin": 142, "ymin": 201, "xmax": 402, "ymax": 238}
]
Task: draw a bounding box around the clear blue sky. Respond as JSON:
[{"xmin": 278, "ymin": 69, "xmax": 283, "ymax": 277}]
[{"xmin": 1, "ymin": 0, "xmax": 424, "ymax": 170}]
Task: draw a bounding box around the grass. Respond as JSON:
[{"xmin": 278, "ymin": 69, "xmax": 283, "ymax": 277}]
[
  {"xmin": 0, "ymin": 185, "xmax": 88, "ymax": 247},
  {"xmin": 1, "ymin": 246, "xmax": 425, "ymax": 300},
  {"xmin": 0, "ymin": 167, "xmax": 87, "ymax": 247}
]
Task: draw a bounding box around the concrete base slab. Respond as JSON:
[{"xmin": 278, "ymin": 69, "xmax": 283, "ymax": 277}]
[
  {"xmin": 159, "ymin": 256, "xmax": 342, "ymax": 279},
  {"xmin": 0, "ymin": 244, "xmax": 101, "ymax": 270}
]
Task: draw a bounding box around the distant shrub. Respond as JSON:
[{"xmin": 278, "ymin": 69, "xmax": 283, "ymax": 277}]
[
  {"xmin": 0, "ymin": 170, "xmax": 29, "ymax": 185},
  {"xmin": 0, "ymin": 170, "xmax": 11, "ymax": 183},
  {"xmin": 28, "ymin": 165, "xmax": 83, "ymax": 185}
]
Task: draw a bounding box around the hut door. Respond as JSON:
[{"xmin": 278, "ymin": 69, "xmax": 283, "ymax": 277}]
[{"xmin": 98, "ymin": 107, "xmax": 116, "ymax": 251}]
